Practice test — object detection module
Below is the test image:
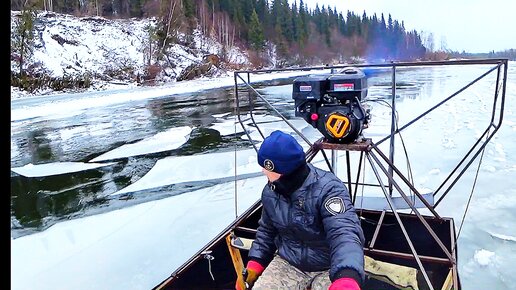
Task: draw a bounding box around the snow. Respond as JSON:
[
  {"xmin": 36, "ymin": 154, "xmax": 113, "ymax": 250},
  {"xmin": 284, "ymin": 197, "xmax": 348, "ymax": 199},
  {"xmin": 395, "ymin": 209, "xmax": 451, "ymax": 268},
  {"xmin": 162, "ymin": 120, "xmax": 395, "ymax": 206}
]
[
  {"xmin": 474, "ymin": 249, "xmax": 495, "ymax": 266},
  {"xmin": 33, "ymin": 15, "xmax": 151, "ymax": 77},
  {"xmin": 10, "ymin": 10, "xmax": 251, "ymax": 100}
]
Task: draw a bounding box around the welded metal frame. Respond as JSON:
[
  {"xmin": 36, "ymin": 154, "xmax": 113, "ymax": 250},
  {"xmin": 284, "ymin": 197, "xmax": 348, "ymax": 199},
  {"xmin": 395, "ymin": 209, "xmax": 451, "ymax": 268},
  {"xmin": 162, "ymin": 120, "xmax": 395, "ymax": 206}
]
[
  {"xmin": 307, "ymin": 139, "xmax": 452, "ymax": 290},
  {"xmin": 232, "ymin": 58, "xmax": 508, "ymax": 290},
  {"xmin": 234, "ymin": 58, "xmax": 508, "ymax": 209}
]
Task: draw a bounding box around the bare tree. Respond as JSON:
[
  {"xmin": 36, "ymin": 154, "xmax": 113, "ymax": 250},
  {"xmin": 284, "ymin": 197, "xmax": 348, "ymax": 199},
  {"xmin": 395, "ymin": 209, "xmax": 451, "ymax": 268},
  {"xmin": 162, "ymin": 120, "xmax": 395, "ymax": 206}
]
[
  {"xmin": 42, "ymin": 0, "xmax": 53, "ymax": 11},
  {"xmin": 197, "ymin": 0, "xmax": 210, "ymax": 49},
  {"xmin": 159, "ymin": 0, "xmax": 182, "ymax": 55},
  {"xmin": 423, "ymin": 31, "xmax": 434, "ymax": 52},
  {"xmin": 440, "ymin": 35, "xmax": 448, "ymax": 51},
  {"xmin": 212, "ymin": 10, "xmax": 235, "ymax": 60}
]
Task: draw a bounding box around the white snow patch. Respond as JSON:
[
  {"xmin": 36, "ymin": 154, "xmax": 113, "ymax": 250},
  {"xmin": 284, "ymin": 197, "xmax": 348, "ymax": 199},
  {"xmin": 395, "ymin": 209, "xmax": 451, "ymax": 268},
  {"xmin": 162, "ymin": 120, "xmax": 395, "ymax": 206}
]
[
  {"xmin": 474, "ymin": 249, "xmax": 495, "ymax": 266},
  {"xmin": 11, "ymin": 162, "xmax": 116, "ymax": 178}
]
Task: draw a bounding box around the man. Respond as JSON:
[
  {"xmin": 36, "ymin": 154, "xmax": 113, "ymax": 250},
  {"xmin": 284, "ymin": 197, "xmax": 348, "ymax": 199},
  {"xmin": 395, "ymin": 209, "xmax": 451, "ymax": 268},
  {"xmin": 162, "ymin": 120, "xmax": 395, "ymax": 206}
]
[{"xmin": 236, "ymin": 130, "xmax": 365, "ymax": 290}]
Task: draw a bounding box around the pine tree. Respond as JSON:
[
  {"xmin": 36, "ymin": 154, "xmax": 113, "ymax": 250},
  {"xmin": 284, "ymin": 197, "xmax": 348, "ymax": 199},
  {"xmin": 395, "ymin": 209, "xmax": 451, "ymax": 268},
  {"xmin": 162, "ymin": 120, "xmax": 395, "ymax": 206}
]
[
  {"xmin": 296, "ymin": 0, "xmax": 307, "ymax": 46},
  {"xmin": 183, "ymin": 0, "xmax": 195, "ymax": 18},
  {"xmin": 298, "ymin": 0, "xmax": 308, "ymax": 39},
  {"xmin": 248, "ymin": 9, "xmax": 265, "ymax": 51},
  {"xmin": 11, "ymin": 7, "xmax": 36, "ymax": 77}
]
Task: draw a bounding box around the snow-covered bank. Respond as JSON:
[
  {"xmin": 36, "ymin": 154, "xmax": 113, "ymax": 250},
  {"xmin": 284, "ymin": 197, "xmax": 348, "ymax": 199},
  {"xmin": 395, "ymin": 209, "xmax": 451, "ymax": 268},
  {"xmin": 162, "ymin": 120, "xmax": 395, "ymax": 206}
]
[{"xmin": 10, "ymin": 10, "xmax": 251, "ymax": 100}]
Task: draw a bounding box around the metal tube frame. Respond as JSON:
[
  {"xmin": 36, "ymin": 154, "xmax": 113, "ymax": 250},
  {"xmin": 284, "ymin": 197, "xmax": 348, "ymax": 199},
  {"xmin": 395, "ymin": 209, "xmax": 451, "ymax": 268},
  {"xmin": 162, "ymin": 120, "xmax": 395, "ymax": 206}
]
[
  {"xmin": 365, "ymin": 152, "xmax": 435, "ymax": 290},
  {"xmin": 234, "ymin": 58, "xmax": 507, "ymax": 209},
  {"xmin": 232, "ymin": 58, "xmax": 508, "ymax": 290}
]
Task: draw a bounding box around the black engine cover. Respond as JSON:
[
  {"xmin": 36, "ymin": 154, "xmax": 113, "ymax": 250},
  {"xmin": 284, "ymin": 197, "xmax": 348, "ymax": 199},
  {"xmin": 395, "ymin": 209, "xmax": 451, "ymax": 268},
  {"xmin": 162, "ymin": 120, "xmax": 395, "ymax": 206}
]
[{"xmin": 315, "ymin": 104, "xmax": 365, "ymax": 143}]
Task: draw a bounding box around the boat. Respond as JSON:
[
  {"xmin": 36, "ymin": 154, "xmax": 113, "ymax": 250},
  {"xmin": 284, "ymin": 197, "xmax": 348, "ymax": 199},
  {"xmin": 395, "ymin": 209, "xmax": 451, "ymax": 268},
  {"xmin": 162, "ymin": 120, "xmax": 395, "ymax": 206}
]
[{"xmin": 153, "ymin": 58, "xmax": 509, "ymax": 290}]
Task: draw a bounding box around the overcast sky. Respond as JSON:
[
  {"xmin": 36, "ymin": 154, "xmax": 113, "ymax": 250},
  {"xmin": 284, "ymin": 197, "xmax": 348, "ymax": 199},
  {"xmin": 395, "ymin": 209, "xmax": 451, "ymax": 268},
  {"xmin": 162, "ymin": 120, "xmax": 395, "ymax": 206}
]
[{"xmin": 296, "ymin": 0, "xmax": 516, "ymax": 53}]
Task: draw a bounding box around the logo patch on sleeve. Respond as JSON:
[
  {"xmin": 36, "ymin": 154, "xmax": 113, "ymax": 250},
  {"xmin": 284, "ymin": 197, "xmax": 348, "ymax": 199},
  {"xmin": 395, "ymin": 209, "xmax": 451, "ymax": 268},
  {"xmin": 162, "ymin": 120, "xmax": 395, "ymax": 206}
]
[
  {"xmin": 324, "ymin": 197, "xmax": 345, "ymax": 215},
  {"xmin": 264, "ymin": 159, "xmax": 275, "ymax": 171}
]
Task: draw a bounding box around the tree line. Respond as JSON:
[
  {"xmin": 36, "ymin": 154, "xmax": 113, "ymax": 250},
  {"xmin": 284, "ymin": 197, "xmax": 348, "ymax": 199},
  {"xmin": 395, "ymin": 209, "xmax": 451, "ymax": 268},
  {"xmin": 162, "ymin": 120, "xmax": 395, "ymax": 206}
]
[
  {"xmin": 11, "ymin": 0, "xmax": 429, "ymax": 66},
  {"xmin": 450, "ymin": 49, "xmax": 516, "ymax": 61},
  {"xmin": 12, "ymin": 0, "xmax": 513, "ymax": 93}
]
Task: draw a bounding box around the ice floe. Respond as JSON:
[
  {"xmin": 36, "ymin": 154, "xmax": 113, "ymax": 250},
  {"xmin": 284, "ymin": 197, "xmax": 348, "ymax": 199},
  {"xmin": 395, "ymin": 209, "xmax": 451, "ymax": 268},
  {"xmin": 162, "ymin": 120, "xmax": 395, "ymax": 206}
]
[
  {"xmin": 11, "ymin": 161, "xmax": 116, "ymax": 178},
  {"xmin": 89, "ymin": 126, "xmax": 192, "ymax": 162}
]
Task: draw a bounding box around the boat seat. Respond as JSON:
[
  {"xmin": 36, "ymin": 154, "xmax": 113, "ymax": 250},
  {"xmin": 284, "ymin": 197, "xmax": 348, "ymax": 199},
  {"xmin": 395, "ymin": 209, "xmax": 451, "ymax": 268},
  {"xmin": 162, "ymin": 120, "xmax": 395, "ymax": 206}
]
[{"xmin": 227, "ymin": 233, "xmax": 422, "ymax": 290}]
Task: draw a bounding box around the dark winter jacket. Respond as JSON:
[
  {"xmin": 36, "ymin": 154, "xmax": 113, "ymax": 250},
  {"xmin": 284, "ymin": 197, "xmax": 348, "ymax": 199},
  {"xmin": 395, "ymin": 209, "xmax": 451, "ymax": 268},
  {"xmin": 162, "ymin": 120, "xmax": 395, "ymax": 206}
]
[{"xmin": 248, "ymin": 163, "xmax": 365, "ymax": 284}]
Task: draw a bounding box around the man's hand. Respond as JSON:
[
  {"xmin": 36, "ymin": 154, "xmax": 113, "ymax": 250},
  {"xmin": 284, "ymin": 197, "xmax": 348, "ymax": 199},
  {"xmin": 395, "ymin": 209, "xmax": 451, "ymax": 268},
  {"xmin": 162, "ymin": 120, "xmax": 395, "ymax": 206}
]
[
  {"xmin": 235, "ymin": 260, "xmax": 265, "ymax": 290},
  {"xmin": 329, "ymin": 277, "xmax": 361, "ymax": 290}
]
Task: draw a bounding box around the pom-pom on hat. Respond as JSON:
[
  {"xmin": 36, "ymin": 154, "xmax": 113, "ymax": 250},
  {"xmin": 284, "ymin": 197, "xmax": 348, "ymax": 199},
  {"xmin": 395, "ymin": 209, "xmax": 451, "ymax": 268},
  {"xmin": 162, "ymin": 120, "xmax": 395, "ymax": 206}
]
[{"xmin": 257, "ymin": 130, "xmax": 306, "ymax": 175}]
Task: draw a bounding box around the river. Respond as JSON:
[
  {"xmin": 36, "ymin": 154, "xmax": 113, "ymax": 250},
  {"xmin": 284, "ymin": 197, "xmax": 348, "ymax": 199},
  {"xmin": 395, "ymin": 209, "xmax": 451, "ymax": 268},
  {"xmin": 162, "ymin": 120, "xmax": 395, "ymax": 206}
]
[{"xmin": 10, "ymin": 62, "xmax": 516, "ymax": 290}]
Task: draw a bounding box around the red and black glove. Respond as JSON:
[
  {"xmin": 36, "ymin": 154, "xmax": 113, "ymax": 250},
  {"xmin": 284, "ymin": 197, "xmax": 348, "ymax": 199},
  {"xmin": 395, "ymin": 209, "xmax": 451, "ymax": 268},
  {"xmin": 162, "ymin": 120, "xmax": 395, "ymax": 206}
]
[
  {"xmin": 329, "ymin": 277, "xmax": 361, "ymax": 290},
  {"xmin": 235, "ymin": 260, "xmax": 265, "ymax": 290}
]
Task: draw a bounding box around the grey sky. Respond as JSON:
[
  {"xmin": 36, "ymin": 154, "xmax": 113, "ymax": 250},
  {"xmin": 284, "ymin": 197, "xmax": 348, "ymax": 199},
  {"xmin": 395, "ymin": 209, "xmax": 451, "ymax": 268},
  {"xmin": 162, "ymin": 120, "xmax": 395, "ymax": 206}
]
[{"xmin": 293, "ymin": 0, "xmax": 515, "ymax": 53}]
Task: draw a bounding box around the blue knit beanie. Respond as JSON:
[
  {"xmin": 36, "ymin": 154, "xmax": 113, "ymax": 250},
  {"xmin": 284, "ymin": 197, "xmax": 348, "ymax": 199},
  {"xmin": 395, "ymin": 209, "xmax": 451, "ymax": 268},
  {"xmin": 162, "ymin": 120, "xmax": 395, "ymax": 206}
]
[{"xmin": 257, "ymin": 130, "xmax": 306, "ymax": 175}]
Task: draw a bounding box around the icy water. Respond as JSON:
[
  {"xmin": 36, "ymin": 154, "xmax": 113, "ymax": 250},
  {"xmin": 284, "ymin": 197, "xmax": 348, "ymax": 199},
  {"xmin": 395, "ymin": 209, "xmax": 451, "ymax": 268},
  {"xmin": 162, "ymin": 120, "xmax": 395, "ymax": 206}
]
[
  {"xmin": 10, "ymin": 62, "xmax": 516, "ymax": 290},
  {"xmin": 11, "ymin": 86, "xmax": 247, "ymax": 236}
]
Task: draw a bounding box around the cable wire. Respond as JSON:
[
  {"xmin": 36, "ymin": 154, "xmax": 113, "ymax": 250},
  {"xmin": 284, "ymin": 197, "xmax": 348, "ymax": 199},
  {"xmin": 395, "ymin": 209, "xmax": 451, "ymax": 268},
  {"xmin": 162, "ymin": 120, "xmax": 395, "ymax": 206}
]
[
  {"xmin": 364, "ymin": 98, "xmax": 416, "ymax": 211},
  {"xmin": 456, "ymin": 136, "xmax": 488, "ymax": 239}
]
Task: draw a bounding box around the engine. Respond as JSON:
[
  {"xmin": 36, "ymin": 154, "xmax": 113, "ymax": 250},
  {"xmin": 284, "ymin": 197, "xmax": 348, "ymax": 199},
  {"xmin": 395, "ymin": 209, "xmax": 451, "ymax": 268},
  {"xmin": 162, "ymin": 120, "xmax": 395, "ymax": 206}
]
[{"xmin": 292, "ymin": 68, "xmax": 371, "ymax": 143}]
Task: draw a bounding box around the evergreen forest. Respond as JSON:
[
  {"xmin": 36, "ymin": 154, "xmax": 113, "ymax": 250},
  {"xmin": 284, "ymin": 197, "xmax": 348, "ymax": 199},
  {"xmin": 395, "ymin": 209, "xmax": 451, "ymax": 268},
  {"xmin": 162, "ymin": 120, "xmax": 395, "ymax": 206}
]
[{"xmin": 11, "ymin": 0, "xmax": 430, "ymax": 65}]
